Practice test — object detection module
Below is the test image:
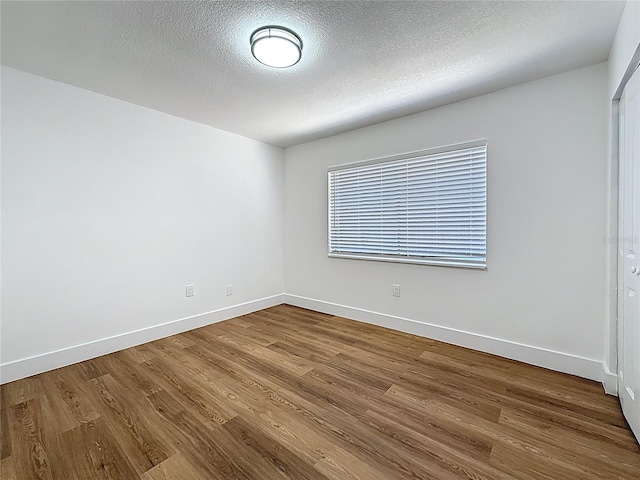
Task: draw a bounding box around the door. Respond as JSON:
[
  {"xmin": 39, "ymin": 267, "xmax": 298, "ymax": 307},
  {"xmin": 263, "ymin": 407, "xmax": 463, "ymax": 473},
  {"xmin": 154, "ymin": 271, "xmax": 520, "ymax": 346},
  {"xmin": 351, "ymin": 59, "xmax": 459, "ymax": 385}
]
[{"xmin": 619, "ymin": 63, "xmax": 640, "ymax": 442}]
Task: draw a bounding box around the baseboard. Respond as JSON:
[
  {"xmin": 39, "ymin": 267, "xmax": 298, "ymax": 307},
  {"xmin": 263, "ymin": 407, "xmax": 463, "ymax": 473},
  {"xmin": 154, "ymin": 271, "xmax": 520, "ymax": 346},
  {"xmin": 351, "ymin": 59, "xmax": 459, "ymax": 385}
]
[
  {"xmin": 601, "ymin": 363, "xmax": 619, "ymax": 395},
  {"xmin": 284, "ymin": 294, "xmax": 605, "ymax": 383},
  {"xmin": 0, "ymin": 294, "xmax": 285, "ymax": 384},
  {"xmin": 1, "ymin": 292, "xmax": 610, "ymax": 389}
]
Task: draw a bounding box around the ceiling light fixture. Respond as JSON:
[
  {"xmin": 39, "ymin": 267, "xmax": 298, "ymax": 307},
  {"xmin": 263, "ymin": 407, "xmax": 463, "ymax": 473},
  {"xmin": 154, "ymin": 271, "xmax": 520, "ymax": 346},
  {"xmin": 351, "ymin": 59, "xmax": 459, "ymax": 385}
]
[{"xmin": 250, "ymin": 26, "xmax": 302, "ymax": 68}]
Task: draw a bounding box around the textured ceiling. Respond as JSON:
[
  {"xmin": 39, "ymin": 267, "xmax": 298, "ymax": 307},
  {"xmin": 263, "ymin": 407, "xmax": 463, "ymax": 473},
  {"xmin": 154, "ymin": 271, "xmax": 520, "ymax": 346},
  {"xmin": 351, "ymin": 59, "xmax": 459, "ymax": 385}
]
[{"xmin": 1, "ymin": 1, "xmax": 626, "ymax": 147}]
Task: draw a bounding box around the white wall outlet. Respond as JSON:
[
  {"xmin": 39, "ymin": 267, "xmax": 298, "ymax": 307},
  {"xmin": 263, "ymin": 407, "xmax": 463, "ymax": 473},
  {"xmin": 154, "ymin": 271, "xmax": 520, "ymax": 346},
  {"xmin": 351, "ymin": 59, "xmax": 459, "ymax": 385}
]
[
  {"xmin": 185, "ymin": 285, "xmax": 194, "ymax": 297},
  {"xmin": 392, "ymin": 284, "xmax": 400, "ymax": 297},
  {"xmin": 226, "ymin": 284, "xmax": 233, "ymax": 296}
]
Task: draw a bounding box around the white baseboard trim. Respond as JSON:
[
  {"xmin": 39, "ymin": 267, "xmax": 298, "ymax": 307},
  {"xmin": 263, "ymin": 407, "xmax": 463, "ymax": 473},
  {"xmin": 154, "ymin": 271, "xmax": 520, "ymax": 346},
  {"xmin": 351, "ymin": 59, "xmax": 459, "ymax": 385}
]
[
  {"xmin": 2, "ymin": 293, "xmax": 610, "ymax": 390},
  {"xmin": 284, "ymin": 294, "xmax": 606, "ymax": 384},
  {"xmin": 601, "ymin": 364, "xmax": 619, "ymax": 396},
  {"xmin": 0, "ymin": 294, "xmax": 285, "ymax": 385}
]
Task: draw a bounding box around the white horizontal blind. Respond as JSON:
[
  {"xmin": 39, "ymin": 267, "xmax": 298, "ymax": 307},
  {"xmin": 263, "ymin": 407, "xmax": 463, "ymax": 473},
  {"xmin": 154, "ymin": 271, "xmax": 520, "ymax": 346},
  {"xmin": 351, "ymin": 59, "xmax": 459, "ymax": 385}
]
[{"xmin": 328, "ymin": 143, "xmax": 487, "ymax": 268}]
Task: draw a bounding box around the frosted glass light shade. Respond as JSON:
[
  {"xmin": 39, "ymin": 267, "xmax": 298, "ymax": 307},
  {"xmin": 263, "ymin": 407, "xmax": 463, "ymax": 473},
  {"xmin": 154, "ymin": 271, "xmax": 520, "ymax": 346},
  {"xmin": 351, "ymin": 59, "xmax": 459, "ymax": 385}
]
[{"xmin": 250, "ymin": 26, "xmax": 302, "ymax": 68}]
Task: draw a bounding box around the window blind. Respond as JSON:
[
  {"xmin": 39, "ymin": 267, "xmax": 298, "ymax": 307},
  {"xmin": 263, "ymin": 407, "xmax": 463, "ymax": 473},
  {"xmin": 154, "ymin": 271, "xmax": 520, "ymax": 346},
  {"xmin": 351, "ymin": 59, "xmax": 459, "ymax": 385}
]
[{"xmin": 328, "ymin": 142, "xmax": 487, "ymax": 268}]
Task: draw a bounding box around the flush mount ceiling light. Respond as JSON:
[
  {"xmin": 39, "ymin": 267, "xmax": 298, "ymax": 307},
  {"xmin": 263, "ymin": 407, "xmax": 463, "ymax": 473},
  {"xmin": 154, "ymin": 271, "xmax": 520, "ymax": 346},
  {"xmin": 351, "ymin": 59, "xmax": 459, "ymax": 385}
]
[{"xmin": 250, "ymin": 26, "xmax": 302, "ymax": 68}]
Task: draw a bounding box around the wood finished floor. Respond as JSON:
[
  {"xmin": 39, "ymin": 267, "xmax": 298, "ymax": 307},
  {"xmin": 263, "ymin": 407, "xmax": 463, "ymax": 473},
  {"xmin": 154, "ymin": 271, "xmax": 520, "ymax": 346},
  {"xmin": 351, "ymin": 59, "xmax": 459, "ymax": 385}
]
[{"xmin": 1, "ymin": 305, "xmax": 638, "ymax": 480}]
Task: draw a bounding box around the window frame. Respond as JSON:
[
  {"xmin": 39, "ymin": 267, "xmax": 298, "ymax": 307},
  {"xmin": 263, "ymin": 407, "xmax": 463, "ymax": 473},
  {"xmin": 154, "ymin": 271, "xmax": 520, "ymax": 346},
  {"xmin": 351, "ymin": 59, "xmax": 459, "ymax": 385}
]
[{"xmin": 327, "ymin": 139, "xmax": 487, "ymax": 269}]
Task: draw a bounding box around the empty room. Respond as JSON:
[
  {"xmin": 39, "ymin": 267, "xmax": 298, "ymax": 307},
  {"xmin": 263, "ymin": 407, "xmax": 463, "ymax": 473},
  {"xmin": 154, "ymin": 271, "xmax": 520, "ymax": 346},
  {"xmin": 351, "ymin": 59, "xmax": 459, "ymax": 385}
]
[{"xmin": 1, "ymin": 0, "xmax": 640, "ymax": 478}]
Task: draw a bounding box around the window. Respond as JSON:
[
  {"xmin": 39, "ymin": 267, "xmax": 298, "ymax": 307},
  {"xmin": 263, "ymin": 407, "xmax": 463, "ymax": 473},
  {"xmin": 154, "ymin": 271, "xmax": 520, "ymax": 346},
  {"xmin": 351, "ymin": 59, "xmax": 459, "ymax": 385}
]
[{"xmin": 328, "ymin": 140, "xmax": 487, "ymax": 268}]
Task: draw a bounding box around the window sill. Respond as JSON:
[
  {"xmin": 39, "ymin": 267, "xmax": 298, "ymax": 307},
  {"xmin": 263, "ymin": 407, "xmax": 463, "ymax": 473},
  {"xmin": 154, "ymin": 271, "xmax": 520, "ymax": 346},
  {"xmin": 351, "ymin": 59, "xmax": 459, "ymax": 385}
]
[{"xmin": 328, "ymin": 253, "xmax": 487, "ymax": 270}]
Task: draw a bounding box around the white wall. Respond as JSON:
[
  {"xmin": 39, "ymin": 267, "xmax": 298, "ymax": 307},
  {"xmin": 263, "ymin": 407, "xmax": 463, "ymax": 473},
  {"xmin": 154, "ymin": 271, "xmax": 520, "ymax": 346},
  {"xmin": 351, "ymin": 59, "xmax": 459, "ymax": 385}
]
[
  {"xmin": 608, "ymin": 1, "xmax": 640, "ymax": 99},
  {"xmin": 1, "ymin": 67, "xmax": 284, "ymax": 382},
  {"xmin": 284, "ymin": 63, "xmax": 609, "ymax": 381}
]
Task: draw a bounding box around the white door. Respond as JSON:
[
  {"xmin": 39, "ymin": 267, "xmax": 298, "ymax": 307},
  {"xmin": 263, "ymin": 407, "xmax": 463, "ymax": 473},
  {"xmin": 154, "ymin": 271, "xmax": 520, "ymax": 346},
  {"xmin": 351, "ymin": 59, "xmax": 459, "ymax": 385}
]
[{"xmin": 619, "ymin": 63, "xmax": 640, "ymax": 442}]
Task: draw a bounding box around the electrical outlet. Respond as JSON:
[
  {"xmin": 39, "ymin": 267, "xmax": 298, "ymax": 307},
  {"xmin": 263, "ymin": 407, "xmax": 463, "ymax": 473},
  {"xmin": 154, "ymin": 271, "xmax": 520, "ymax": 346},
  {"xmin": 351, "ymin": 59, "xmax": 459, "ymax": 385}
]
[
  {"xmin": 185, "ymin": 285, "xmax": 194, "ymax": 297},
  {"xmin": 392, "ymin": 284, "xmax": 400, "ymax": 297},
  {"xmin": 226, "ymin": 284, "xmax": 233, "ymax": 296}
]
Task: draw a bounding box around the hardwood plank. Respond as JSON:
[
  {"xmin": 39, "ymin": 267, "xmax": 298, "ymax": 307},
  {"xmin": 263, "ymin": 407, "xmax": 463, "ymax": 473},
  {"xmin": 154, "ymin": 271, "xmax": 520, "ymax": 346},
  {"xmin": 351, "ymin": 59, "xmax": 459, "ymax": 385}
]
[
  {"xmin": 141, "ymin": 454, "xmax": 207, "ymax": 480},
  {"xmin": 497, "ymin": 407, "xmax": 640, "ymax": 477},
  {"xmin": 140, "ymin": 355, "xmax": 238, "ymax": 426},
  {"xmin": 217, "ymin": 336, "xmax": 314, "ymax": 376},
  {"xmin": 213, "ymin": 321, "xmax": 277, "ymax": 347},
  {"xmin": 119, "ymin": 344, "xmax": 157, "ymax": 364},
  {"xmin": 362, "ymin": 408, "xmax": 513, "ymax": 480},
  {"xmin": 366, "ymin": 387, "xmax": 495, "ymax": 464},
  {"xmin": 313, "ymin": 445, "xmax": 400, "ymax": 480},
  {"xmin": 145, "ymin": 390, "xmax": 237, "ymax": 479},
  {"xmin": 65, "ymin": 357, "xmax": 109, "ymax": 381},
  {"xmin": 39, "ymin": 369, "xmax": 99, "ymax": 431},
  {"xmin": 85, "ymin": 374, "xmax": 171, "ymax": 475},
  {"xmin": 62, "ymin": 418, "xmax": 138, "ymax": 480},
  {"xmin": 2, "ymin": 377, "xmax": 44, "ymax": 407},
  {"xmin": 266, "ymin": 340, "xmax": 336, "ymax": 362},
  {"xmin": 96, "ymin": 352, "xmax": 164, "ymax": 397},
  {"xmin": 0, "ymin": 456, "xmax": 17, "ymax": 480},
  {"xmin": 8, "ymin": 399, "xmax": 58, "ymax": 480},
  {"xmin": 221, "ymin": 415, "xmax": 330, "ymax": 479},
  {"xmin": 1, "ymin": 406, "xmax": 11, "ymax": 460}
]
